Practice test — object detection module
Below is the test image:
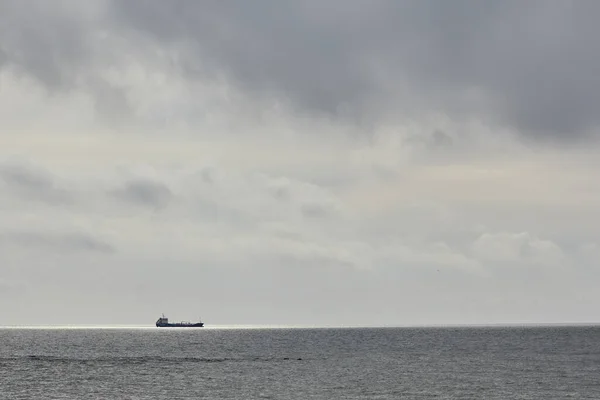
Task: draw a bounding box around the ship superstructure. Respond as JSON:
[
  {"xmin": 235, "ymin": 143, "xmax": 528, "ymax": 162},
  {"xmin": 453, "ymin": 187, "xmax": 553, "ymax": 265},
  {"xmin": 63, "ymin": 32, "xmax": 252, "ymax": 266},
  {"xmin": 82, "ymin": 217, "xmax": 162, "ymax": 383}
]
[{"xmin": 155, "ymin": 314, "xmax": 204, "ymax": 328}]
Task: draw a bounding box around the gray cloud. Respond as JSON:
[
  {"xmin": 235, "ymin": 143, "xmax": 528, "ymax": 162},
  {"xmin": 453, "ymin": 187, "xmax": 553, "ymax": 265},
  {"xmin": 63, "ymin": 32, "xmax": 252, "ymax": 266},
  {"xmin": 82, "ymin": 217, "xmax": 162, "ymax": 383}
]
[
  {"xmin": 0, "ymin": 1, "xmax": 96, "ymax": 89},
  {"xmin": 0, "ymin": 162, "xmax": 70, "ymax": 204},
  {"xmin": 0, "ymin": 230, "xmax": 115, "ymax": 254},
  {"xmin": 2, "ymin": 1, "xmax": 599, "ymax": 139},
  {"xmin": 111, "ymin": 179, "xmax": 172, "ymax": 209},
  {"xmin": 300, "ymin": 202, "xmax": 333, "ymax": 219},
  {"xmin": 0, "ymin": 0, "xmax": 131, "ymax": 124},
  {"xmin": 3, "ymin": 2, "xmax": 600, "ymax": 326},
  {"xmin": 107, "ymin": 0, "xmax": 600, "ymax": 139}
]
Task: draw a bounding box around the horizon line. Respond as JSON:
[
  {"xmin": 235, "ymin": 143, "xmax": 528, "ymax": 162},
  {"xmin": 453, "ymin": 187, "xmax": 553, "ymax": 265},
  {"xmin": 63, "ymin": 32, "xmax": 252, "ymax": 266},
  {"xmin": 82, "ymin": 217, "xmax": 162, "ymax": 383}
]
[{"xmin": 2, "ymin": 322, "xmax": 600, "ymax": 330}]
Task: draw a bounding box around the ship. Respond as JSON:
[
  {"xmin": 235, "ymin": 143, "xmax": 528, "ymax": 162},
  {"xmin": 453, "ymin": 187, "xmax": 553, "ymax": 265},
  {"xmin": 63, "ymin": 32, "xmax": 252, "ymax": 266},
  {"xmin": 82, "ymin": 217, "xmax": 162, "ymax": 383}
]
[{"xmin": 156, "ymin": 314, "xmax": 204, "ymax": 328}]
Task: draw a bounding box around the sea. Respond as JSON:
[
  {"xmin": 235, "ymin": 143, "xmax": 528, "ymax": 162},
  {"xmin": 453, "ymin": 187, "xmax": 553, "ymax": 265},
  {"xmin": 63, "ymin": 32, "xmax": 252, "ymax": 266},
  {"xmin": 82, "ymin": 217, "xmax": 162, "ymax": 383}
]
[{"xmin": 1, "ymin": 325, "xmax": 600, "ymax": 399}]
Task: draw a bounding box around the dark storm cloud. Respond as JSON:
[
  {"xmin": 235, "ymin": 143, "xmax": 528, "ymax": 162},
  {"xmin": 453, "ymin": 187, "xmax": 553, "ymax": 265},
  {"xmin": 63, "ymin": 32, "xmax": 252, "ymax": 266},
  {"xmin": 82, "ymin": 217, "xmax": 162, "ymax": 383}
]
[
  {"xmin": 0, "ymin": 0, "xmax": 132, "ymax": 122},
  {"xmin": 111, "ymin": 179, "xmax": 172, "ymax": 209},
  {"xmin": 108, "ymin": 0, "xmax": 600, "ymax": 139},
  {"xmin": 2, "ymin": 0, "xmax": 600, "ymax": 138},
  {"xmin": 0, "ymin": 1, "xmax": 93, "ymax": 90}
]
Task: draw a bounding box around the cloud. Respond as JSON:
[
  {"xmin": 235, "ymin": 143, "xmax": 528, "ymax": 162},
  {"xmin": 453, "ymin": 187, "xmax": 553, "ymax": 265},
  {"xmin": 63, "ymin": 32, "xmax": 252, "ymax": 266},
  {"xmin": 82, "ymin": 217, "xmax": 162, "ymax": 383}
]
[
  {"xmin": 108, "ymin": 1, "xmax": 600, "ymax": 139},
  {"xmin": 1, "ymin": 1, "xmax": 600, "ymax": 139},
  {"xmin": 471, "ymin": 232, "xmax": 567, "ymax": 268},
  {"xmin": 0, "ymin": 1, "xmax": 109, "ymax": 90},
  {"xmin": 0, "ymin": 161, "xmax": 70, "ymax": 204},
  {"xmin": 0, "ymin": 230, "xmax": 115, "ymax": 254},
  {"xmin": 0, "ymin": 153, "xmax": 598, "ymax": 325},
  {"xmin": 3, "ymin": 2, "xmax": 600, "ymax": 325},
  {"xmin": 111, "ymin": 179, "xmax": 172, "ymax": 209},
  {"xmin": 300, "ymin": 203, "xmax": 332, "ymax": 219}
]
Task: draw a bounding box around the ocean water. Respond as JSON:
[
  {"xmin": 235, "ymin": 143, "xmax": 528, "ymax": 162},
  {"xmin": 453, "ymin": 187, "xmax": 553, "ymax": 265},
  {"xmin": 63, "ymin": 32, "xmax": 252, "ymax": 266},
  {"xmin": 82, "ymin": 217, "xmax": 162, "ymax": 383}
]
[{"xmin": 1, "ymin": 326, "xmax": 600, "ymax": 399}]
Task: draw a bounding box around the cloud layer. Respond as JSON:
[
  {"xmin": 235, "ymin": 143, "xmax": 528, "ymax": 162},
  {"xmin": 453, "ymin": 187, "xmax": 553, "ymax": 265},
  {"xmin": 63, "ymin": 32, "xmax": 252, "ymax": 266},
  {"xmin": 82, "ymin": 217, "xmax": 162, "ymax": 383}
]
[
  {"xmin": 4, "ymin": 1, "xmax": 600, "ymax": 139},
  {"xmin": 1, "ymin": 1, "xmax": 600, "ymax": 325}
]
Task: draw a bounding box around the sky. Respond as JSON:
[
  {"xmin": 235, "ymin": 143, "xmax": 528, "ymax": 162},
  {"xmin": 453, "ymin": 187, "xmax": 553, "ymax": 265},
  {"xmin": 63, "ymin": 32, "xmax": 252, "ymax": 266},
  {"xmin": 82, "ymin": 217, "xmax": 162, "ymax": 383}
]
[{"xmin": 1, "ymin": 0, "xmax": 600, "ymax": 326}]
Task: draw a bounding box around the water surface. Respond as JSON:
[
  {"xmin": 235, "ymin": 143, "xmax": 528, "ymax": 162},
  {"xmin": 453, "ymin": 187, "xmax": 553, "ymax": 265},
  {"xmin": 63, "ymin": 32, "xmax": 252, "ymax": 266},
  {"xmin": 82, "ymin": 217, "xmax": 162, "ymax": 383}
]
[{"xmin": 2, "ymin": 326, "xmax": 600, "ymax": 399}]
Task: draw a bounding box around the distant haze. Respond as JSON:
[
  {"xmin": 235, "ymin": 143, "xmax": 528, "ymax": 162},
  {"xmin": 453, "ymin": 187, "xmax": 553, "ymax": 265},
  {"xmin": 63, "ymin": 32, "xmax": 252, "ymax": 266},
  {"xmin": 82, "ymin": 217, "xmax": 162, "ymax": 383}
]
[{"xmin": 1, "ymin": 1, "xmax": 600, "ymax": 326}]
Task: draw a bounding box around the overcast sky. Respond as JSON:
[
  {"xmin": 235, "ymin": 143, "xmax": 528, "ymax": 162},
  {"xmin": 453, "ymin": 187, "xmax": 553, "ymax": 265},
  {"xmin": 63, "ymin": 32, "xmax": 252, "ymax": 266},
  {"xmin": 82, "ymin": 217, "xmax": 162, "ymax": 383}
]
[{"xmin": 2, "ymin": 0, "xmax": 600, "ymax": 326}]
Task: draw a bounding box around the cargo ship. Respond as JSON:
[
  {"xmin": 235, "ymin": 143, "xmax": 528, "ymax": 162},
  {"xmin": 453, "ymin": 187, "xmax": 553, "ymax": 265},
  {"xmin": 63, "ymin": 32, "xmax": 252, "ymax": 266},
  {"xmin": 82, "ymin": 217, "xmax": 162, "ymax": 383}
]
[{"xmin": 156, "ymin": 314, "xmax": 204, "ymax": 328}]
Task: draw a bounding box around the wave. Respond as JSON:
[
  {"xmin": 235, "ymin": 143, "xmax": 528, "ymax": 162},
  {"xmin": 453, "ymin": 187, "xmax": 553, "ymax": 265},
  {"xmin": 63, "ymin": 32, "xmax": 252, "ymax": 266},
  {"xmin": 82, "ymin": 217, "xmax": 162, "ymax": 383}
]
[{"xmin": 0, "ymin": 355, "xmax": 304, "ymax": 363}]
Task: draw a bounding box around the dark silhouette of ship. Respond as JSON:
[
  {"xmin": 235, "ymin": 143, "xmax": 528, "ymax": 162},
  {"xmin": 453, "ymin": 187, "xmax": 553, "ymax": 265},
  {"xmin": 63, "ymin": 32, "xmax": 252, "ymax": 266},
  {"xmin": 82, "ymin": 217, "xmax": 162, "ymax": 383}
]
[{"xmin": 156, "ymin": 314, "xmax": 204, "ymax": 328}]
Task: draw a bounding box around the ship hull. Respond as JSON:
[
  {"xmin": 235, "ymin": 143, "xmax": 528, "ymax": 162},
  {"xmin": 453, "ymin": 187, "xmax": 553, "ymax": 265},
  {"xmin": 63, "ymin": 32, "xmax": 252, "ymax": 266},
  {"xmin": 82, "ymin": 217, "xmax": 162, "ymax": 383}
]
[{"xmin": 156, "ymin": 322, "xmax": 204, "ymax": 328}]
